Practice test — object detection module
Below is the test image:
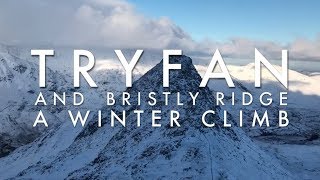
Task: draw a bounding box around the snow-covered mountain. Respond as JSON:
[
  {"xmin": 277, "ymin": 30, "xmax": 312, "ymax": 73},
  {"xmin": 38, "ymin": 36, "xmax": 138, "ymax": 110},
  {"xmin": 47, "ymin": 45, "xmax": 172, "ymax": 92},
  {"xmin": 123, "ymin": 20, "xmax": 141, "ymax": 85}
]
[
  {"xmin": 0, "ymin": 46, "xmax": 319, "ymax": 179},
  {"xmin": 0, "ymin": 55, "xmax": 292, "ymax": 179},
  {"xmin": 0, "ymin": 45, "xmax": 73, "ymax": 157}
]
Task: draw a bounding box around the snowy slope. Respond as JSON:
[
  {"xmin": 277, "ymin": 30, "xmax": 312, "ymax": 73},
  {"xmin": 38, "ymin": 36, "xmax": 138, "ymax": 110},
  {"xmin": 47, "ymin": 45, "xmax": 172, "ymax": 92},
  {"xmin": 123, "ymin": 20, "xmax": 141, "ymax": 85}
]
[
  {"xmin": 0, "ymin": 46, "xmax": 73, "ymax": 157},
  {"xmin": 256, "ymin": 140, "xmax": 320, "ymax": 180},
  {"xmin": 0, "ymin": 55, "xmax": 292, "ymax": 179},
  {"xmin": 195, "ymin": 63, "xmax": 320, "ymax": 179}
]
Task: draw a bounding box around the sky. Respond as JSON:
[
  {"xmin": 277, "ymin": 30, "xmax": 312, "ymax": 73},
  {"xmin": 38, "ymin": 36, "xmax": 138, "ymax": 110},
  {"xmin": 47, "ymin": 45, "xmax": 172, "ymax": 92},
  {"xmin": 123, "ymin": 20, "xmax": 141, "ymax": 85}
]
[
  {"xmin": 129, "ymin": 0, "xmax": 320, "ymax": 43},
  {"xmin": 0, "ymin": 0, "xmax": 319, "ymax": 62}
]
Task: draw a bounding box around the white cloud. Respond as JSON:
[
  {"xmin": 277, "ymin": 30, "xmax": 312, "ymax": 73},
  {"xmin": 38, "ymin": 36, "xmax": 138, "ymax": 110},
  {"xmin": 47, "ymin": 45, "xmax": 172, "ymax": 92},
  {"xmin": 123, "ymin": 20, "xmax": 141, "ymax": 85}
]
[
  {"xmin": 197, "ymin": 37, "xmax": 320, "ymax": 61},
  {"xmin": 289, "ymin": 37, "xmax": 320, "ymax": 61},
  {"xmin": 0, "ymin": 0, "xmax": 195, "ymax": 49},
  {"xmin": 0, "ymin": 0, "xmax": 319, "ymax": 61}
]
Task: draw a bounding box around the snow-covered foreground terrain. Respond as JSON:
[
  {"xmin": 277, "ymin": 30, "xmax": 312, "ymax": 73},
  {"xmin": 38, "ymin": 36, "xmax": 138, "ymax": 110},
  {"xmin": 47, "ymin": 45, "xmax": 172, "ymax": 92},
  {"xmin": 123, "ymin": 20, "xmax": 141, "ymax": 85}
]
[
  {"xmin": 196, "ymin": 64, "xmax": 320, "ymax": 179},
  {"xmin": 0, "ymin": 47, "xmax": 74, "ymax": 157},
  {"xmin": 0, "ymin": 46, "xmax": 319, "ymax": 179},
  {"xmin": 256, "ymin": 139, "xmax": 320, "ymax": 180}
]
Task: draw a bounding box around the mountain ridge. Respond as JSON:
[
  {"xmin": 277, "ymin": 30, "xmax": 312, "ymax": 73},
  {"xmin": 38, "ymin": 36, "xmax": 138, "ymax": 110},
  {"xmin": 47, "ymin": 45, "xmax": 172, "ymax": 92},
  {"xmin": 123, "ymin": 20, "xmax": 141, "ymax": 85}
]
[{"xmin": 0, "ymin": 55, "xmax": 291, "ymax": 179}]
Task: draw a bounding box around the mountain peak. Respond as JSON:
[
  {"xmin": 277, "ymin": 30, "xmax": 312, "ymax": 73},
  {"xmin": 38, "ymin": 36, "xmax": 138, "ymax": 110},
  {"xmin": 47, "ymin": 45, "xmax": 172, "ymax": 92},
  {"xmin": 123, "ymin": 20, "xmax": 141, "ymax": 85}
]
[
  {"xmin": 64, "ymin": 56, "xmax": 290, "ymax": 179},
  {"xmin": 129, "ymin": 55, "xmax": 202, "ymax": 93},
  {"xmin": 1, "ymin": 55, "xmax": 291, "ymax": 179}
]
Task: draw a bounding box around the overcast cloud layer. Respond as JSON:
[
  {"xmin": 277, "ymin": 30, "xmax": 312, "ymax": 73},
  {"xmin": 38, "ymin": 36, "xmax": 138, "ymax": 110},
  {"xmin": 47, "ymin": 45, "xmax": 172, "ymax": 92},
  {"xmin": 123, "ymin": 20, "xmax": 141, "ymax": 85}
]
[{"xmin": 0, "ymin": 0, "xmax": 319, "ymax": 61}]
